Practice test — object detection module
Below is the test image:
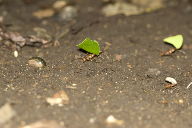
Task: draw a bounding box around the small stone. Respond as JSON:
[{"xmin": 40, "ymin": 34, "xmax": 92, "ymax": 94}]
[
  {"xmin": 28, "ymin": 57, "xmax": 46, "ymax": 68},
  {"xmin": 53, "ymin": 0, "xmax": 67, "ymax": 10},
  {"xmin": 59, "ymin": 6, "xmax": 77, "ymax": 21},
  {"xmin": 13, "ymin": 50, "xmax": 18, "ymax": 57}
]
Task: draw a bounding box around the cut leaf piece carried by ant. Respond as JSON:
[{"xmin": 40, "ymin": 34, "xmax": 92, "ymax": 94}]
[
  {"xmin": 161, "ymin": 35, "xmax": 183, "ymax": 56},
  {"xmin": 160, "ymin": 48, "xmax": 176, "ymax": 56},
  {"xmin": 164, "ymin": 77, "xmax": 177, "ymax": 89},
  {"xmin": 77, "ymin": 38, "xmax": 102, "ymax": 62}
]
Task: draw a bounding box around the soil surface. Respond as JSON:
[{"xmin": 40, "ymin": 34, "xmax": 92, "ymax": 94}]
[{"xmin": 1, "ymin": 0, "xmax": 192, "ymax": 128}]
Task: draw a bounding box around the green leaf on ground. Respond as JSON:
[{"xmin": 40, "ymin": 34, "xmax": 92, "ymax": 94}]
[
  {"xmin": 77, "ymin": 38, "xmax": 101, "ymax": 55},
  {"xmin": 163, "ymin": 35, "xmax": 183, "ymax": 49}
]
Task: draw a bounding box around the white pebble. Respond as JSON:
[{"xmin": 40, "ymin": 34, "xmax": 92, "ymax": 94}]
[{"xmin": 13, "ymin": 50, "xmax": 18, "ymax": 57}]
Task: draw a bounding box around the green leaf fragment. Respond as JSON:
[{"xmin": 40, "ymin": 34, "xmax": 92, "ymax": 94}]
[
  {"xmin": 77, "ymin": 38, "xmax": 101, "ymax": 55},
  {"xmin": 163, "ymin": 35, "xmax": 183, "ymax": 49}
]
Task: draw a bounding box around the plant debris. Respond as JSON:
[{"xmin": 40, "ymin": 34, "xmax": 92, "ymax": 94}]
[
  {"xmin": 186, "ymin": 82, "xmax": 192, "ymax": 89},
  {"xmin": 0, "ymin": 24, "xmax": 51, "ymax": 51},
  {"xmin": 161, "ymin": 35, "xmax": 183, "ymax": 56}
]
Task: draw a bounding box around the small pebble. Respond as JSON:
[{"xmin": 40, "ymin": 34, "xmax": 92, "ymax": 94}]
[
  {"xmin": 28, "ymin": 57, "xmax": 46, "ymax": 68},
  {"xmin": 53, "ymin": 0, "xmax": 67, "ymax": 10},
  {"xmin": 13, "ymin": 50, "xmax": 18, "ymax": 57}
]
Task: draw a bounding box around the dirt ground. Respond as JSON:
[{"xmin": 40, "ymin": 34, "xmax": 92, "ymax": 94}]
[{"xmin": 1, "ymin": 0, "xmax": 192, "ymax": 128}]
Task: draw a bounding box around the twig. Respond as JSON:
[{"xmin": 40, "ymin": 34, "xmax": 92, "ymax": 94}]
[{"xmin": 186, "ymin": 82, "xmax": 192, "ymax": 89}]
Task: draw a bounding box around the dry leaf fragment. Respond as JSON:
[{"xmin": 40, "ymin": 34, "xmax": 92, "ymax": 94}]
[{"xmin": 0, "ymin": 26, "xmax": 51, "ymax": 50}]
